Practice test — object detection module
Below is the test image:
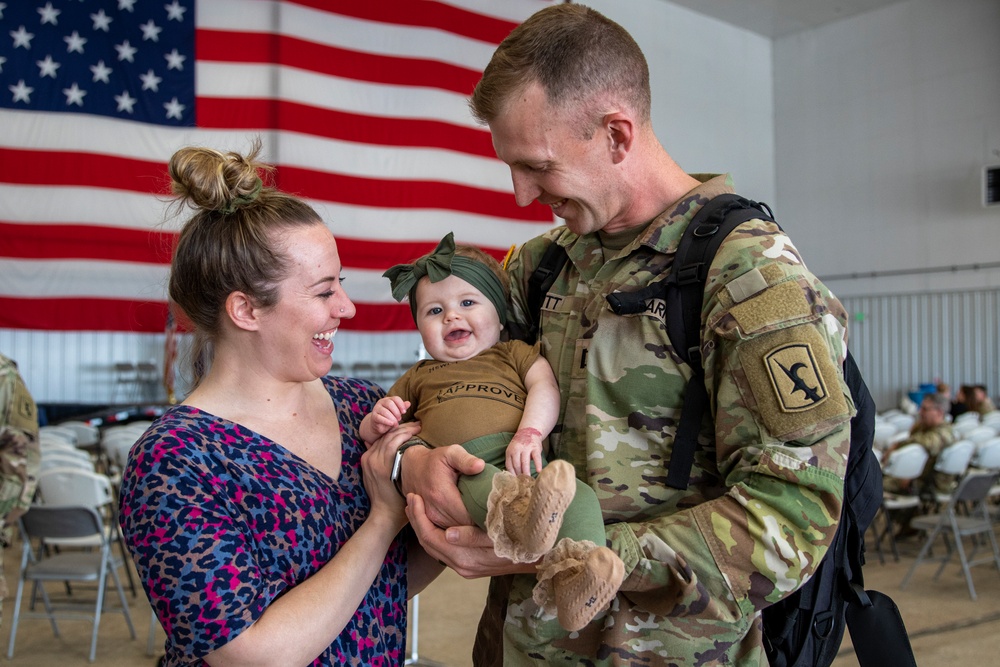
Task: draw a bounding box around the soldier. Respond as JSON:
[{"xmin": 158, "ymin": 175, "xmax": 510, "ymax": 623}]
[
  {"xmin": 883, "ymin": 393, "xmax": 956, "ymax": 495},
  {"xmin": 0, "ymin": 353, "xmax": 41, "ymax": 627},
  {"xmin": 400, "ymin": 4, "xmax": 853, "ymax": 665}
]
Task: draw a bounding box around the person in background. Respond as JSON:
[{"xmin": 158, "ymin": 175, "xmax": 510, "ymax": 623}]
[
  {"xmin": 119, "ymin": 140, "xmax": 438, "ymax": 666},
  {"xmin": 882, "ymin": 393, "xmax": 956, "ymax": 496},
  {"xmin": 399, "ymin": 5, "xmax": 854, "ymax": 665},
  {"xmin": 361, "ymin": 233, "xmax": 624, "ymax": 632},
  {"xmin": 939, "ymin": 382, "xmax": 969, "ymax": 421},
  {"xmin": 971, "ymin": 384, "xmax": 996, "ymax": 416},
  {"xmin": 0, "ymin": 353, "xmax": 41, "ymax": 628}
]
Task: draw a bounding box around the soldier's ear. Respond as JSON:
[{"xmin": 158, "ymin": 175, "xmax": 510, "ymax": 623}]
[{"xmin": 604, "ymin": 112, "xmax": 633, "ymax": 164}]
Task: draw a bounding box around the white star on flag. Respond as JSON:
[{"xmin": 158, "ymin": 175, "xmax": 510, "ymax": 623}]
[
  {"xmin": 11, "ymin": 26, "xmax": 34, "ymax": 49},
  {"xmin": 38, "ymin": 3, "xmax": 59, "ymax": 26},
  {"xmin": 9, "ymin": 78, "xmax": 31, "ymax": 102},
  {"xmin": 64, "ymin": 30, "xmax": 86, "ymax": 53},
  {"xmin": 62, "ymin": 81, "xmax": 85, "ymax": 105},
  {"xmin": 90, "ymin": 60, "xmax": 112, "ymax": 83}
]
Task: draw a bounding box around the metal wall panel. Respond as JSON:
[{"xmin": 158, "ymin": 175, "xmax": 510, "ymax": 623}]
[
  {"xmin": 841, "ymin": 289, "xmax": 1000, "ymax": 411},
  {"xmin": 0, "ymin": 328, "xmax": 421, "ymax": 406},
  {"xmin": 6, "ymin": 288, "xmax": 999, "ymax": 412}
]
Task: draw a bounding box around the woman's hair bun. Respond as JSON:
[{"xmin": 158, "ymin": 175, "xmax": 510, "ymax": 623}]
[{"xmin": 168, "ymin": 138, "xmax": 269, "ymax": 214}]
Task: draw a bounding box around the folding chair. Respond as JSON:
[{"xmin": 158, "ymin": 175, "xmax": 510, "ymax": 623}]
[
  {"xmin": 900, "ymin": 470, "xmax": 1000, "ymax": 600},
  {"xmin": 964, "ymin": 425, "xmax": 998, "ymax": 447},
  {"xmin": 870, "ymin": 443, "xmax": 928, "ymax": 563},
  {"xmin": 35, "ymin": 468, "xmax": 137, "ymax": 597},
  {"xmin": 6, "ymin": 506, "xmax": 137, "ymax": 662},
  {"xmin": 971, "ymin": 437, "xmax": 1000, "ymax": 500},
  {"xmin": 929, "ymin": 439, "xmax": 975, "ymax": 508}
]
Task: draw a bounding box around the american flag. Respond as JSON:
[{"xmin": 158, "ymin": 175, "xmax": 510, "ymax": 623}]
[{"xmin": 0, "ymin": 0, "xmax": 556, "ymax": 333}]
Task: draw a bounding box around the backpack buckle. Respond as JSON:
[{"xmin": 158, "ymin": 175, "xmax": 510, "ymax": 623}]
[{"xmin": 676, "ymin": 263, "xmax": 703, "ymax": 286}]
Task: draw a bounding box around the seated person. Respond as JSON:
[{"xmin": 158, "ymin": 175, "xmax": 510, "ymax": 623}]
[
  {"xmin": 971, "ymin": 384, "xmax": 996, "ymax": 416},
  {"xmin": 882, "ymin": 393, "xmax": 956, "ymax": 495},
  {"xmin": 948, "ymin": 383, "xmax": 969, "ymax": 420},
  {"xmin": 361, "ymin": 233, "xmax": 625, "ymax": 632}
]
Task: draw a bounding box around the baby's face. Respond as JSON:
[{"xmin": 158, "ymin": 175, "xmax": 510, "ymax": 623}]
[{"xmin": 413, "ymin": 275, "xmax": 502, "ymax": 362}]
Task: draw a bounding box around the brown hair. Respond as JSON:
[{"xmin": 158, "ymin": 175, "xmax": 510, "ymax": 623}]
[
  {"xmin": 469, "ymin": 4, "xmax": 651, "ymax": 133},
  {"xmin": 167, "ymin": 138, "xmax": 324, "ymax": 385}
]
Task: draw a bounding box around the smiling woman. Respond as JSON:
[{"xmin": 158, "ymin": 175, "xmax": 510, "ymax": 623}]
[{"xmin": 117, "ymin": 139, "xmax": 441, "ymax": 667}]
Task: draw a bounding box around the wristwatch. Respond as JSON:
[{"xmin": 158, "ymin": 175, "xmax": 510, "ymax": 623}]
[{"xmin": 390, "ymin": 439, "xmax": 429, "ymax": 498}]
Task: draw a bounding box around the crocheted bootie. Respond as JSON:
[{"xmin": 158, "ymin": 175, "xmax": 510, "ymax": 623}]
[
  {"xmin": 485, "ymin": 459, "xmax": 577, "ymax": 563},
  {"xmin": 533, "ymin": 538, "xmax": 625, "ymax": 632}
]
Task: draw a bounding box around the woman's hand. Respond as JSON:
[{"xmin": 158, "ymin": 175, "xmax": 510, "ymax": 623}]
[{"xmin": 361, "ymin": 422, "xmax": 422, "ymax": 529}]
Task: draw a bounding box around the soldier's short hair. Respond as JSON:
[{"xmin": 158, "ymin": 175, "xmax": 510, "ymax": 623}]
[{"xmin": 469, "ymin": 4, "xmax": 651, "ymax": 132}]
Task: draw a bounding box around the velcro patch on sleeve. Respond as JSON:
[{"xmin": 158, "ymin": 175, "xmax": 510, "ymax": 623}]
[
  {"xmin": 729, "ymin": 280, "xmax": 812, "ymax": 335},
  {"xmin": 738, "ymin": 325, "xmax": 849, "ymax": 439},
  {"xmin": 725, "ymin": 268, "xmax": 768, "ymax": 304}
]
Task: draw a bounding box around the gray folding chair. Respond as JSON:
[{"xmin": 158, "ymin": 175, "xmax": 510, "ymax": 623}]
[
  {"xmin": 7, "ymin": 505, "xmax": 136, "ymax": 662},
  {"xmin": 900, "ymin": 470, "xmax": 1000, "ymax": 600}
]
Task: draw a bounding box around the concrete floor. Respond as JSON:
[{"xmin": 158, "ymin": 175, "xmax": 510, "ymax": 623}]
[{"xmin": 4, "ymin": 528, "xmax": 1000, "ymax": 665}]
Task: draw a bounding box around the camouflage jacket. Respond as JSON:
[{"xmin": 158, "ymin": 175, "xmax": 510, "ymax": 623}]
[
  {"xmin": 486, "ymin": 174, "xmax": 853, "ymax": 666},
  {"xmin": 905, "ymin": 423, "xmax": 956, "ymax": 493},
  {"xmin": 0, "ymin": 354, "xmax": 40, "ymax": 540}
]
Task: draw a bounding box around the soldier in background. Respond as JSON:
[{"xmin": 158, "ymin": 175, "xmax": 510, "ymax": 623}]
[
  {"xmin": 0, "ymin": 353, "xmax": 41, "ymax": 626},
  {"xmin": 401, "ymin": 4, "xmax": 854, "ymax": 665}
]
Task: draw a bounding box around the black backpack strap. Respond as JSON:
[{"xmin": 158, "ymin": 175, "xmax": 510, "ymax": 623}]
[
  {"xmin": 515, "ymin": 240, "xmax": 569, "ymax": 345},
  {"xmin": 664, "ymin": 194, "xmax": 775, "ymax": 489}
]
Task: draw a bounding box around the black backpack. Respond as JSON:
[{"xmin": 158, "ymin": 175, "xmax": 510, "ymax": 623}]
[{"xmin": 516, "ymin": 194, "xmax": 915, "ymax": 667}]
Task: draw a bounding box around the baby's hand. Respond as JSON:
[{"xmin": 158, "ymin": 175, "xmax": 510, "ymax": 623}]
[
  {"xmin": 370, "ymin": 396, "xmax": 411, "ymax": 436},
  {"xmin": 505, "ymin": 427, "xmax": 544, "ymax": 476}
]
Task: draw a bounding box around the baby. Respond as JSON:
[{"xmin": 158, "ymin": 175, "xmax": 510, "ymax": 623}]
[{"xmin": 360, "ymin": 233, "xmax": 624, "ymax": 632}]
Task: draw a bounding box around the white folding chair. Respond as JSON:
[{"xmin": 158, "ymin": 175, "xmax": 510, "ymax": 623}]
[
  {"xmin": 56, "ymin": 421, "xmax": 100, "ymax": 448},
  {"xmin": 35, "ymin": 468, "xmax": 137, "ymax": 597},
  {"xmin": 973, "ymin": 437, "xmax": 1000, "ymax": 470},
  {"xmin": 931, "ymin": 440, "xmax": 976, "ymax": 506},
  {"xmin": 901, "ymin": 470, "xmax": 1000, "ymax": 600},
  {"xmin": 39, "ymin": 425, "xmax": 78, "ymax": 446},
  {"xmin": 871, "ymin": 444, "xmax": 929, "ymax": 562},
  {"xmin": 40, "ymin": 453, "xmax": 95, "ymax": 473},
  {"xmin": 954, "ymin": 411, "xmax": 982, "ymax": 427},
  {"xmin": 981, "ymin": 412, "xmax": 1000, "ymax": 429},
  {"xmin": 964, "ymin": 424, "xmax": 996, "ymax": 443},
  {"xmin": 972, "ymin": 438, "xmax": 1000, "ymax": 500},
  {"xmin": 873, "ymin": 420, "xmax": 898, "ymax": 451},
  {"xmin": 6, "ymin": 505, "xmax": 137, "ymax": 662},
  {"xmin": 887, "ymin": 413, "xmax": 916, "ymax": 433}
]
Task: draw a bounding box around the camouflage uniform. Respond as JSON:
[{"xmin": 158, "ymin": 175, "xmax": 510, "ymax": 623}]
[
  {"xmin": 904, "ymin": 423, "xmax": 956, "ymax": 495},
  {"xmin": 476, "ymin": 174, "xmax": 853, "ymax": 666},
  {"xmin": 0, "ymin": 354, "xmax": 41, "ymax": 624}
]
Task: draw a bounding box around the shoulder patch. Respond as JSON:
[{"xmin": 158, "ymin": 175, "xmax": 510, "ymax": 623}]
[
  {"xmin": 765, "ymin": 343, "xmax": 827, "ymax": 411},
  {"xmin": 737, "ymin": 325, "xmax": 849, "ymax": 439}
]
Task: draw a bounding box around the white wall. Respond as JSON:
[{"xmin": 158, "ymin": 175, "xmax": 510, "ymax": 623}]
[
  {"xmin": 773, "ymin": 0, "xmax": 1000, "ymax": 297},
  {"xmin": 588, "ymin": 1, "xmax": 777, "ymax": 205}
]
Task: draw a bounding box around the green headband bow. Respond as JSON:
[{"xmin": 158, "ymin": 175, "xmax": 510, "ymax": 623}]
[{"xmin": 383, "ymin": 232, "xmax": 507, "ymax": 325}]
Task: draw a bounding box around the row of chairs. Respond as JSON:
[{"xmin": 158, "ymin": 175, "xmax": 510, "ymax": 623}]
[
  {"xmin": 7, "ymin": 466, "xmax": 137, "ymax": 661},
  {"xmin": 870, "ymin": 405, "xmax": 1000, "ymax": 600},
  {"xmin": 900, "ymin": 468, "xmax": 1000, "ymax": 601},
  {"xmin": 7, "ymin": 420, "xmax": 154, "ymax": 661}
]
